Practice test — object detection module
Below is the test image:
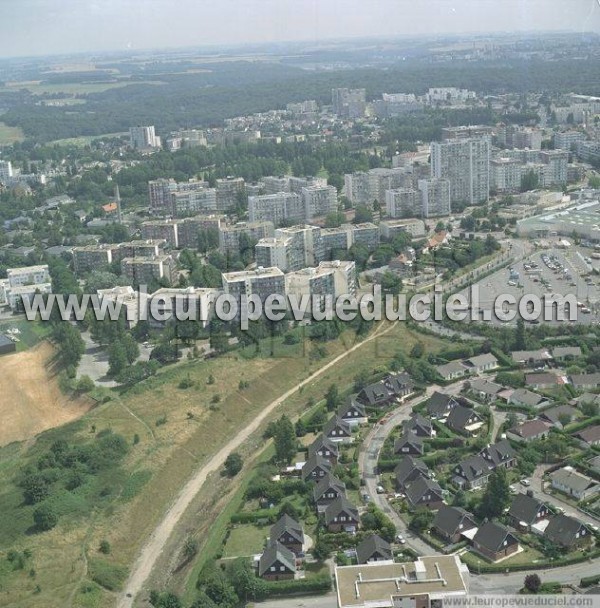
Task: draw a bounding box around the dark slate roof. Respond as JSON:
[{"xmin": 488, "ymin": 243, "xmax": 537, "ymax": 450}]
[
  {"xmin": 545, "ymin": 514, "xmax": 589, "ymax": 547},
  {"xmin": 302, "ymin": 454, "xmax": 332, "ymax": 480},
  {"xmin": 403, "ymin": 414, "xmax": 433, "ymax": 435},
  {"xmin": 539, "ymin": 405, "xmax": 578, "ymax": 425},
  {"xmin": 508, "ymin": 494, "xmax": 546, "ymax": 525},
  {"xmin": 432, "ymin": 505, "xmax": 477, "ymax": 537},
  {"xmin": 313, "ymin": 473, "xmax": 346, "ymax": 502},
  {"xmin": 480, "ymin": 439, "xmax": 516, "ymax": 466},
  {"xmin": 394, "ymin": 433, "xmax": 424, "ymax": 454},
  {"xmin": 308, "ymin": 434, "xmax": 339, "ymax": 459},
  {"xmin": 357, "ymin": 372, "xmax": 414, "ymax": 407},
  {"xmin": 473, "ymin": 522, "xmax": 516, "ymax": 552},
  {"xmin": 427, "ymin": 391, "xmax": 458, "ymax": 416},
  {"xmin": 394, "ymin": 456, "xmax": 429, "ymax": 486},
  {"xmin": 324, "ymin": 495, "xmax": 359, "ymax": 525},
  {"xmin": 405, "ymin": 477, "xmax": 443, "ymax": 506},
  {"xmin": 446, "ymin": 405, "xmax": 483, "ymax": 432},
  {"xmin": 323, "ymin": 415, "xmax": 352, "ymax": 437},
  {"xmin": 356, "ymin": 534, "xmax": 392, "ymax": 564},
  {"xmin": 456, "ymin": 455, "xmax": 491, "ymax": 482},
  {"xmin": 270, "ymin": 514, "xmax": 304, "ymax": 545},
  {"xmin": 258, "ymin": 541, "xmax": 296, "ymax": 576},
  {"xmin": 338, "ymin": 396, "xmax": 367, "ymax": 419}
]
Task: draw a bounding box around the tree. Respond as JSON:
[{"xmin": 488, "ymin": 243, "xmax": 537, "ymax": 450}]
[
  {"xmin": 514, "ymin": 318, "xmax": 527, "ymax": 351},
  {"xmin": 353, "ymin": 205, "xmax": 373, "ymax": 224},
  {"xmin": 76, "ymin": 375, "xmax": 95, "ymax": 393},
  {"xmin": 521, "ymin": 169, "xmax": 540, "ymax": 192},
  {"xmin": 226, "ymin": 558, "xmax": 267, "ymax": 601},
  {"xmin": 409, "ymin": 509, "xmax": 434, "ymax": 532},
  {"xmin": 479, "ymin": 468, "xmax": 511, "ymax": 519},
  {"xmin": 325, "ymin": 384, "xmax": 340, "ymax": 411},
  {"xmin": 108, "ymin": 341, "xmax": 128, "ymax": 377},
  {"xmin": 524, "ymin": 573, "xmax": 542, "ymax": 594},
  {"xmin": 33, "ymin": 504, "xmax": 58, "ymax": 531},
  {"xmin": 224, "ymin": 453, "xmax": 243, "ymax": 477},
  {"xmin": 273, "ymin": 415, "xmax": 297, "ymax": 465},
  {"xmin": 381, "ymin": 271, "xmax": 402, "ymax": 295},
  {"xmin": 99, "ymin": 540, "xmax": 111, "ymax": 554},
  {"xmin": 410, "ymin": 342, "xmax": 425, "ymax": 359}
]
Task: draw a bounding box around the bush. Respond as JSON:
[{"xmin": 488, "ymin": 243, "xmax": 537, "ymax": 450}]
[
  {"xmin": 99, "ymin": 540, "xmax": 111, "ymax": 555},
  {"xmin": 33, "ymin": 504, "xmax": 58, "ymax": 531},
  {"xmin": 224, "ymin": 453, "xmax": 243, "ymax": 477},
  {"xmin": 88, "ymin": 559, "xmax": 127, "ymax": 591},
  {"xmin": 262, "ymin": 573, "xmax": 331, "ymax": 597},
  {"xmin": 580, "ymin": 574, "xmax": 600, "ymax": 588}
]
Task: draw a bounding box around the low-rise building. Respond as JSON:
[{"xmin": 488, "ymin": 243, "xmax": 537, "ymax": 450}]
[
  {"xmin": 549, "ymin": 466, "xmax": 600, "ymax": 500},
  {"xmin": 472, "ymin": 522, "xmax": 519, "ymax": 562}
]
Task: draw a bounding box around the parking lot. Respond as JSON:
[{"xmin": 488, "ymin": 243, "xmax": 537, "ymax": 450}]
[{"xmin": 454, "ymin": 243, "xmax": 600, "ymax": 327}]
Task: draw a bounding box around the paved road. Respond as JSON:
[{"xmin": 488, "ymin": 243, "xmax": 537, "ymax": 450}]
[{"xmin": 117, "ymin": 321, "xmax": 399, "ymax": 608}]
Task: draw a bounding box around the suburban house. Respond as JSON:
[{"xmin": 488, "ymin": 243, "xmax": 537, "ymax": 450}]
[
  {"xmin": 436, "ymin": 361, "xmax": 467, "ymax": 381},
  {"xmin": 574, "ymin": 393, "xmax": 600, "ymax": 409},
  {"xmin": 506, "ymin": 419, "xmax": 553, "ymax": 443},
  {"xmin": 511, "ymin": 349, "xmax": 553, "ymax": 367},
  {"xmin": 525, "ymin": 372, "xmax": 564, "ymax": 390},
  {"xmin": 446, "ymin": 405, "xmax": 485, "ymax": 436},
  {"xmin": 508, "ymin": 388, "xmax": 551, "ymax": 409},
  {"xmin": 356, "ymin": 372, "xmax": 414, "ymax": 408},
  {"xmin": 269, "ymin": 514, "xmax": 305, "ymax": 555},
  {"xmin": 324, "ymin": 496, "xmax": 360, "ymax": 533},
  {"xmin": 472, "ymin": 522, "xmax": 520, "ymax": 562},
  {"xmin": 463, "ymin": 353, "xmax": 499, "ymax": 374},
  {"xmin": 544, "ymin": 514, "xmax": 593, "ymax": 549},
  {"xmin": 480, "ymin": 439, "xmax": 517, "ymax": 469},
  {"xmin": 552, "ymin": 346, "xmax": 582, "ymax": 361},
  {"xmin": 570, "ymin": 373, "xmax": 600, "ymax": 391},
  {"xmin": 308, "ymin": 435, "xmax": 339, "ymax": 466},
  {"xmin": 589, "ymin": 454, "xmax": 600, "ymax": 475},
  {"xmin": 427, "ymin": 392, "xmax": 460, "ymax": 419},
  {"xmin": 338, "ymin": 398, "xmax": 368, "ymax": 427},
  {"xmin": 405, "ymin": 477, "xmax": 445, "ymax": 511},
  {"xmin": 302, "ymin": 454, "xmax": 332, "ymax": 482},
  {"xmin": 313, "ymin": 473, "xmax": 346, "ymax": 510},
  {"xmin": 258, "ymin": 541, "xmax": 297, "ymax": 581},
  {"xmin": 395, "ymin": 456, "xmax": 431, "ymax": 491},
  {"xmin": 402, "ymin": 414, "xmax": 434, "ymax": 437},
  {"xmin": 394, "ymin": 433, "xmax": 424, "ymax": 456},
  {"xmin": 507, "ymin": 494, "xmax": 550, "ymax": 530},
  {"xmin": 549, "ymin": 466, "xmax": 600, "ymax": 501},
  {"xmin": 539, "ymin": 404, "xmax": 580, "ymax": 429},
  {"xmin": 453, "ymin": 455, "xmax": 492, "ymax": 490},
  {"xmin": 468, "ymin": 378, "xmax": 505, "ymax": 403},
  {"xmin": 356, "ymin": 534, "xmax": 393, "ymax": 564},
  {"xmin": 323, "ymin": 416, "xmax": 353, "ymax": 443},
  {"xmin": 573, "ymin": 425, "xmax": 600, "ymax": 448},
  {"xmin": 432, "ymin": 505, "xmax": 478, "ymax": 544}
]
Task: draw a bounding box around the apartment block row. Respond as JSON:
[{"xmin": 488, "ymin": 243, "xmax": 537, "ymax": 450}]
[{"xmin": 0, "ymin": 264, "xmax": 52, "ymax": 310}]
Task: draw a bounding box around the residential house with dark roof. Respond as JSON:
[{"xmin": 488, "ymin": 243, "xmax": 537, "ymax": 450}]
[
  {"xmin": 269, "ymin": 514, "xmax": 305, "ymax": 555},
  {"xmin": 427, "ymin": 391, "xmax": 460, "ymax": 419},
  {"xmin": 308, "ymin": 435, "xmax": 339, "ymax": 466},
  {"xmin": 463, "ymin": 353, "xmax": 499, "ymax": 374},
  {"xmin": 313, "ymin": 473, "xmax": 346, "ymax": 511},
  {"xmin": 506, "ymin": 419, "xmax": 553, "ymax": 443},
  {"xmin": 259, "ymin": 541, "xmax": 297, "ymax": 581},
  {"xmin": 545, "ymin": 514, "xmax": 593, "ymax": 549},
  {"xmin": 356, "ymin": 372, "xmax": 414, "ymax": 408},
  {"xmin": 570, "ymin": 373, "xmax": 600, "ymax": 391},
  {"xmin": 552, "ymin": 346, "xmax": 582, "ymax": 361},
  {"xmin": 405, "ymin": 477, "xmax": 445, "ymax": 511},
  {"xmin": 472, "ymin": 522, "xmax": 519, "ymax": 562},
  {"xmin": 573, "ymin": 425, "xmax": 600, "ymax": 448},
  {"xmin": 468, "ymin": 378, "xmax": 505, "ymax": 403},
  {"xmin": 588, "ymin": 454, "xmax": 600, "ymax": 474},
  {"xmin": 507, "ymin": 494, "xmax": 550, "ymax": 530},
  {"xmin": 394, "ymin": 434, "xmax": 424, "ymax": 456},
  {"xmin": 432, "ymin": 505, "xmax": 478, "ymax": 543},
  {"xmin": 323, "ymin": 416, "xmax": 353, "ymax": 443},
  {"xmin": 480, "ymin": 439, "xmax": 517, "ymax": 469},
  {"xmin": 356, "ymin": 534, "xmax": 393, "ymax": 564},
  {"xmin": 539, "ymin": 404, "xmax": 580, "ymax": 429},
  {"xmin": 402, "ymin": 414, "xmax": 434, "ymax": 438},
  {"xmin": 395, "ymin": 457, "xmax": 430, "ymax": 492},
  {"xmin": 511, "ymin": 349, "xmax": 553, "ymax": 367},
  {"xmin": 525, "ymin": 372, "xmax": 564, "ymax": 390},
  {"xmin": 324, "ymin": 496, "xmax": 360, "ymax": 533},
  {"xmin": 508, "ymin": 388, "xmax": 550, "ymax": 409},
  {"xmin": 302, "ymin": 454, "xmax": 332, "ymax": 482},
  {"xmin": 338, "ymin": 397, "xmax": 368, "ymax": 427},
  {"xmin": 446, "ymin": 405, "xmax": 484, "ymax": 436},
  {"xmin": 436, "ymin": 361, "xmax": 467, "ymax": 381},
  {"xmin": 550, "ymin": 467, "xmax": 600, "ymax": 500},
  {"xmin": 453, "ymin": 455, "xmax": 492, "ymax": 490}
]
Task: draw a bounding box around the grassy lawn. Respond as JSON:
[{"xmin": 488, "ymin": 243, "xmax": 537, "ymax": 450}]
[
  {"xmin": 51, "ymin": 132, "xmax": 128, "ymax": 147},
  {"xmin": 222, "ymin": 524, "xmax": 269, "ymax": 558},
  {"xmin": 0, "ymin": 122, "xmax": 25, "ymax": 145},
  {"xmin": 0, "ymin": 319, "xmax": 52, "ymax": 351},
  {"xmin": 461, "ymin": 544, "xmax": 544, "ymax": 570}
]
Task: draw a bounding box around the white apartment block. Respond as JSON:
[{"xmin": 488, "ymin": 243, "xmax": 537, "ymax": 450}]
[
  {"xmin": 418, "ymin": 178, "xmax": 452, "ymax": 218},
  {"xmin": 554, "ymin": 131, "xmax": 585, "ymax": 151},
  {"xmin": 1, "ymin": 264, "xmax": 52, "ymax": 311},
  {"xmin": 301, "ymin": 185, "xmax": 338, "ymax": 219},
  {"xmin": 379, "ymin": 219, "xmax": 426, "ymax": 239},
  {"xmin": 255, "ymin": 237, "xmax": 293, "ymax": 272},
  {"xmin": 7, "ymin": 264, "xmax": 50, "ymax": 287},
  {"xmin": 248, "ymin": 192, "xmax": 305, "ymax": 225},
  {"xmin": 129, "ymin": 125, "xmax": 161, "ymax": 150},
  {"xmin": 0, "ymin": 160, "xmax": 13, "ymax": 182},
  {"xmin": 491, "ymin": 158, "xmax": 523, "ymax": 193}
]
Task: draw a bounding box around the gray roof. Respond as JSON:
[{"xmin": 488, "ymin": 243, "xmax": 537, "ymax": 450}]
[
  {"xmin": 270, "ymin": 514, "xmax": 304, "ymax": 545},
  {"xmin": 508, "ymin": 494, "xmax": 546, "ymax": 525},
  {"xmin": 324, "ymin": 496, "xmax": 359, "ymax": 525},
  {"xmin": 302, "ymin": 454, "xmax": 332, "ymax": 481},
  {"xmin": 436, "ymin": 361, "xmax": 466, "ymax": 377},
  {"xmin": 511, "ymin": 349, "xmax": 552, "ymax": 362},
  {"xmin": 432, "ymin": 505, "xmax": 477, "ymax": 537},
  {"xmin": 394, "ymin": 433, "xmax": 424, "ymax": 454},
  {"xmin": 456, "ymin": 455, "xmax": 491, "ymax": 482},
  {"xmin": 552, "ymin": 346, "xmax": 582, "ymax": 359},
  {"xmin": 545, "ymin": 514, "xmax": 590, "ymax": 547},
  {"xmin": 550, "ymin": 467, "xmax": 598, "ymax": 493},
  {"xmin": 313, "ymin": 473, "xmax": 346, "ymax": 502},
  {"xmin": 480, "ymin": 439, "xmax": 516, "ymax": 466},
  {"xmin": 473, "ymin": 522, "xmax": 517, "ymax": 552},
  {"xmin": 469, "ymin": 378, "xmax": 503, "ymax": 396},
  {"xmin": 427, "ymin": 391, "xmax": 458, "ymax": 416},
  {"xmin": 539, "ymin": 405, "xmax": 578, "ymax": 425},
  {"xmin": 446, "ymin": 405, "xmax": 483, "ymax": 433},
  {"xmin": 338, "ymin": 397, "xmax": 367, "ymax": 419},
  {"xmin": 570, "ymin": 373, "xmax": 600, "ymax": 387},
  {"xmin": 402, "ymin": 414, "xmax": 433, "ymax": 436},
  {"xmin": 308, "ymin": 434, "xmax": 339, "ymax": 459},
  {"xmin": 323, "ymin": 415, "xmax": 352, "ymax": 437},
  {"xmin": 259, "ymin": 541, "xmax": 296, "ymax": 576},
  {"xmin": 509, "ymin": 388, "xmax": 546, "ymax": 407},
  {"xmin": 356, "ymin": 534, "xmax": 392, "ymax": 564},
  {"xmin": 405, "ymin": 477, "xmax": 443, "ymax": 507},
  {"xmin": 395, "ymin": 456, "xmax": 429, "ymax": 487},
  {"xmin": 464, "ymin": 353, "xmax": 498, "ymax": 368}
]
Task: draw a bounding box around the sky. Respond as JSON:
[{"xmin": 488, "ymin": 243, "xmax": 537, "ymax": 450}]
[{"xmin": 0, "ymin": 0, "xmax": 599, "ymax": 58}]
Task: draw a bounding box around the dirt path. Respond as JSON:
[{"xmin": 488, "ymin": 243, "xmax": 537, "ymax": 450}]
[{"xmin": 117, "ymin": 322, "xmax": 397, "ymax": 608}]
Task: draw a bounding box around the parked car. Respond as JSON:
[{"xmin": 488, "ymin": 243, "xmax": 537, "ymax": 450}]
[{"xmin": 520, "ymin": 479, "xmax": 531, "ymax": 487}]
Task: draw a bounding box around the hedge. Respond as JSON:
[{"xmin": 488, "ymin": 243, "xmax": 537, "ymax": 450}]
[
  {"xmin": 580, "ymin": 574, "xmax": 600, "ymax": 588},
  {"xmin": 263, "ymin": 573, "xmax": 331, "ymax": 597},
  {"xmin": 230, "ymin": 510, "xmax": 277, "ymax": 525}
]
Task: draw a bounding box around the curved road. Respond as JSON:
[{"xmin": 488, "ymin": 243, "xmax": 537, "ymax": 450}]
[{"xmin": 117, "ymin": 321, "xmax": 398, "ymax": 608}]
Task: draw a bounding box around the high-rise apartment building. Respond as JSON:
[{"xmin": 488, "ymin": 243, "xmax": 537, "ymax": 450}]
[
  {"xmin": 418, "ymin": 178, "xmax": 452, "ymax": 218},
  {"xmin": 129, "ymin": 126, "xmax": 161, "ymax": 150},
  {"xmin": 218, "ymin": 221, "xmax": 274, "ymax": 255},
  {"xmin": 331, "ymin": 88, "xmax": 367, "ymax": 118},
  {"xmin": 385, "ymin": 188, "xmax": 421, "ymax": 218},
  {"xmin": 248, "ymin": 192, "xmax": 305, "ymax": 225}
]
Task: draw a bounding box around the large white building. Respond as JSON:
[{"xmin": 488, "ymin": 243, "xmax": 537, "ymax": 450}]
[
  {"xmin": 301, "ymin": 185, "xmax": 338, "ymax": 219},
  {"xmin": 418, "ymin": 178, "xmax": 452, "ymax": 218},
  {"xmin": 0, "ymin": 264, "xmax": 52, "ymax": 310},
  {"xmin": 129, "ymin": 125, "xmax": 161, "ymax": 150},
  {"xmin": 248, "ymin": 192, "xmax": 305, "ymax": 225},
  {"xmin": 0, "ymin": 160, "xmax": 13, "ymax": 183},
  {"xmin": 430, "ymin": 137, "xmax": 490, "ymax": 205}
]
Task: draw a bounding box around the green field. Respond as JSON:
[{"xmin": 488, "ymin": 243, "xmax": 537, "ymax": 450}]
[
  {"xmin": 51, "ymin": 132, "xmax": 129, "ymax": 147},
  {"xmin": 222, "ymin": 524, "xmax": 269, "ymax": 558},
  {"xmin": 2, "ymin": 81, "xmax": 159, "ymax": 95},
  {"xmin": 0, "ymin": 122, "xmax": 25, "ymax": 145},
  {"xmin": 0, "ymin": 319, "xmax": 51, "ymax": 351}
]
